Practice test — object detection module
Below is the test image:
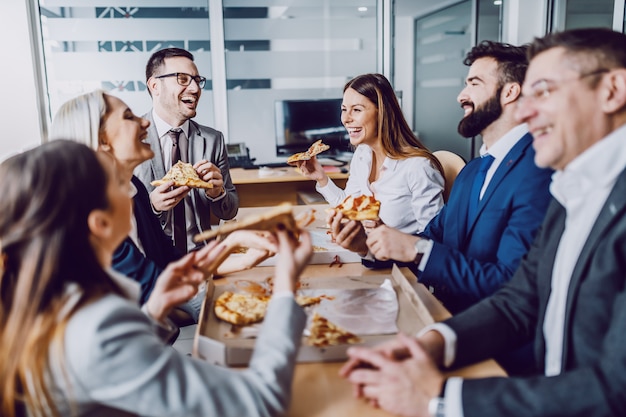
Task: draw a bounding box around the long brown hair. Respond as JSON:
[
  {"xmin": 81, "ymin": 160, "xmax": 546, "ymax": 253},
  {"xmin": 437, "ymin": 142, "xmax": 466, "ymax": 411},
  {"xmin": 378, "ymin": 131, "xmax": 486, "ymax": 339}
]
[
  {"xmin": 343, "ymin": 73, "xmax": 444, "ymax": 176},
  {"xmin": 0, "ymin": 141, "xmax": 123, "ymax": 417}
]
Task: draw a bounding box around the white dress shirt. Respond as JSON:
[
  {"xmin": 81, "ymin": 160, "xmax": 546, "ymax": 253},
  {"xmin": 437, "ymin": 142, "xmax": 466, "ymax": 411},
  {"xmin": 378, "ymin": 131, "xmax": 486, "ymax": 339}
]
[
  {"xmin": 316, "ymin": 144, "xmax": 445, "ymax": 234},
  {"xmin": 152, "ymin": 110, "xmax": 196, "ymax": 251}
]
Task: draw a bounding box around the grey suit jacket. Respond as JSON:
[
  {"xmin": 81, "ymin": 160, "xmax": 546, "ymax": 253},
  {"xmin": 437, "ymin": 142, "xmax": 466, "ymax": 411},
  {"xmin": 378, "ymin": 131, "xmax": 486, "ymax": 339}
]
[
  {"xmin": 134, "ymin": 111, "xmax": 239, "ymax": 241},
  {"xmin": 443, "ymin": 168, "xmax": 626, "ymax": 417},
  {"xmin": 49, "ymin": 294, "xmax": 306, "ymax": 417}
]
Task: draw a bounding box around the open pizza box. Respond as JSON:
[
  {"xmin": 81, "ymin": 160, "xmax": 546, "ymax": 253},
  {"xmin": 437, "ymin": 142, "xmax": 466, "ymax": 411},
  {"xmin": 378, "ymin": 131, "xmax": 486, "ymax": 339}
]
[{"xmin": 193, "ymin": 265, "xmax": 437, "ymax": 367}]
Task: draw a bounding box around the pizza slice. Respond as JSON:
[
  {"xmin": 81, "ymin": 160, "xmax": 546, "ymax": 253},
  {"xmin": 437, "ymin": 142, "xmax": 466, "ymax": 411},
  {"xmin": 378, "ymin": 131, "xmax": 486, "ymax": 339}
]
[
  {"xmin": 334, "ymin": 195, "xmax": 381, "ymax": 221},
  {"xmin": 306, "ymin": 313, "xmax": 362, "ymax": 347},
  {"xmin": 286, "ymin": 139, "xmax": 330, "ymax": 165},
  {"xmin": 193, "ymin": 203, "xmax": 298, "ymax": 243},
  {"xmin": 151, "ymin": 161, "xmax": 214, "ymax": 189},
  {"xmin": 214, "ymin": 291, "xmax": 271, "ymax": 326}
]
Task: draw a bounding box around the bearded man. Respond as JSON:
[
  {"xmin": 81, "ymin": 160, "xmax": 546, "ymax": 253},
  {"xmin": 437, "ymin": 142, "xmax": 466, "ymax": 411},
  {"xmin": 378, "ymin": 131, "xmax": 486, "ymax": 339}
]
[{"xmin": 363, "ymin": 41, "xmax": 553, "ymax": 374}]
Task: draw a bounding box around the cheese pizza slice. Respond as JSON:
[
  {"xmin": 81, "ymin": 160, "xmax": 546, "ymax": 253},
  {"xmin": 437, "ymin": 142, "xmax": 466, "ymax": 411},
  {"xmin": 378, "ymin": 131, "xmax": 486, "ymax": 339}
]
[
  {"xmin": 286, "ymin": 140, "xmax": 330, "ymax": 165},
  {"xmin": 306, "ymin": 313, "xmax": 362, "ymax": 347},
  {"xmin": 151, "ymin": 161, "xmax": 214, "ymax": 189},
  {"xmin": 334, "ymin": 195, "xmax": 381, "ymax": 221}
]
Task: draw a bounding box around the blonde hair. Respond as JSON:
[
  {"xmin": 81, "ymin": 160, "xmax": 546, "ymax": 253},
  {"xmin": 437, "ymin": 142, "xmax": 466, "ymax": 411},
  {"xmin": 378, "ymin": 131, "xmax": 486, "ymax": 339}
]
[{"xmin": 49, "ymin": 90, "xmax": 107, "ymax": 149}]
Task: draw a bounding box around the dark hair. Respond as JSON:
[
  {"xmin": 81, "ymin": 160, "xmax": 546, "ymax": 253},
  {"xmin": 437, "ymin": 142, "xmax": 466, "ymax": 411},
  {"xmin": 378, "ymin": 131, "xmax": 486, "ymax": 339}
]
[
  {"xmin": 0, "ymin": 140, "xmax": 122, "ymax": 417},
  {"xmin": 343, "ymin": 73, "xmax": 443, "ymax": 175},
  {"xmin": 145, "ymin": 47, "xmax": 195, "ymax": 81},
  {"xmin": 528, "ymin": 27, "xmax": 626, "ymax": 74},
  {"xmin": 463, "ymin": 40, "xmax": 529, "ymax": 87}
]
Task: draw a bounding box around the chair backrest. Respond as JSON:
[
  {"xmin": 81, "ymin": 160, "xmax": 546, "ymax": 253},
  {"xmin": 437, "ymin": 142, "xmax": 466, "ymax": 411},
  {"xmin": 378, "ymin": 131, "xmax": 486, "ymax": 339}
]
[{"xmin": 433, "ymin": 150, "xmax": 466, "ymax": 203}]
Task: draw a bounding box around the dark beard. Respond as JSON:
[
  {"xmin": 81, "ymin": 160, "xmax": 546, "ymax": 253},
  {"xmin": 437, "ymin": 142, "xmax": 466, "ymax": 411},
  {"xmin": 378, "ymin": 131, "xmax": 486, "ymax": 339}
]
[{"xmin": 457, "ymin": 88, "xmax": 503, "ymax": 138}]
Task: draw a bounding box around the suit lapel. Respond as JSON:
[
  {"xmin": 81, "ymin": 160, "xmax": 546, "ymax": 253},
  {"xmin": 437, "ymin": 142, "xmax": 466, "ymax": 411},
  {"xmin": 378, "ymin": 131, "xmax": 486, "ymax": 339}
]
[
  {"xmin": 562, "ymin": 168, "xmax": 626, "ymax": 360},
  {"xmin": 475, "ymin": 134, "xmax": 531, "ymax": 219},
  {"xmin": 145, "ymin": 112, "xmax": 167, "ymax": 179},
  {"xmin": 454, "ymin": 160, "xmax": 481, "ymax": 247}
]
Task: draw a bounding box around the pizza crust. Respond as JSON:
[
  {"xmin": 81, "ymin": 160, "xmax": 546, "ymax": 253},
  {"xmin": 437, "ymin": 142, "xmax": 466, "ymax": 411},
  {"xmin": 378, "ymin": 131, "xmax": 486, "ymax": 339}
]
[
  {"xmin": 194, "ymin": 203, "xmax": 297, "ymax": 242},
  {"xmin": 287, "ymin": 140, "xmax": 330, "ymax": 165},
  {"xmin": 151, "ymin": 161, "xmax": 214, "ymax": 189}
]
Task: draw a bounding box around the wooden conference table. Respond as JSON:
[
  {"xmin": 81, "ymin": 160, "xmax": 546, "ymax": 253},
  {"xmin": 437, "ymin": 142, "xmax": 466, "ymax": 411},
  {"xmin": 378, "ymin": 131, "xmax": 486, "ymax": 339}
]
[
  {"xmin": 229, "ymin": 166, "xmax": 349, "ymax": 207},
  {"xmin": 200, "ymin": 206, "xmax": 506, "ymax": 417}
]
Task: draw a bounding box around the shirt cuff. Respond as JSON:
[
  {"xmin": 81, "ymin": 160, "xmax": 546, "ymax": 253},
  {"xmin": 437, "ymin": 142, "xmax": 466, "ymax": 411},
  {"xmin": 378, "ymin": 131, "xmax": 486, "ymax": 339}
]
[
  {"xmin": 416, "ymin": 323, "xmax": 457, "ymax": 368},
  {"xmin": 445, "ymin": 377, "xmax": 465, "ymax": 417},
  {"xmin": 416, "ymin": 238, "xmax": 434, "ymax": 271},
  {"xmin": 272, "ymin": 291, "xmax": 296, "ymax": 299},
  {"xmin": 206, "ymin": 187, "xmax": 227, "ymax": 202}
]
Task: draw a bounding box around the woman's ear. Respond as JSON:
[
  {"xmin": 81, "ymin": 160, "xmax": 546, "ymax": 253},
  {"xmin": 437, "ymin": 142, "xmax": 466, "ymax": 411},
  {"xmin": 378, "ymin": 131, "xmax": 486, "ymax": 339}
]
[{"xmin": 87, "ymin": 209, "xmax": 112, "ymax": 240}]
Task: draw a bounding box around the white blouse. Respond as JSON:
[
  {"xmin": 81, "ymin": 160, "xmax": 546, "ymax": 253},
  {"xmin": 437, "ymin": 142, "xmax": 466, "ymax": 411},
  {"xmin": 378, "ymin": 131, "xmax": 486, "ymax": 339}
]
[{"xmin": 316, "ymin": 144, "xmax": 444, "ymax": 234}]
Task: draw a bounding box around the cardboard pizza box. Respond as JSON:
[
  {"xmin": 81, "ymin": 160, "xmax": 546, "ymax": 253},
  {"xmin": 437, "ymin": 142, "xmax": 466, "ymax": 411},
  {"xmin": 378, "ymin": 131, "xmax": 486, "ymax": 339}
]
[{"xmin": 193, "ymin": 265, "xmax": 438, "ymax": 366}]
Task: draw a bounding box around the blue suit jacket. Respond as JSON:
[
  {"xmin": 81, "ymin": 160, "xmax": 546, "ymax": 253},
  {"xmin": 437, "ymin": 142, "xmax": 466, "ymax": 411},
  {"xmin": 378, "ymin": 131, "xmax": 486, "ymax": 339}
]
[
  {"xmin": 112, "ymin": 176, "xmax": 181, "ymax": 304},
  {"xmin": 417, "ymin": 133, "xmax": 553, "ymax": 314}
]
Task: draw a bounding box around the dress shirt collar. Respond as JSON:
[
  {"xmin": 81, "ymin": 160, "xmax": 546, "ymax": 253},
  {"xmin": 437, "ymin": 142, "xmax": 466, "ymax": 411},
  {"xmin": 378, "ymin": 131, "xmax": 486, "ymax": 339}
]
[
  {"xmin": 479, "ymin": 123, "xmax": 528, "ymax": 160},
  {"xmin": 152, "ymin": 109, "xmax": 190, "ymax": 139},
  {"xmin": 358, "ymin": 144, "xmax": 399, "ymax": 172},
  {"xmin": 551, "ymin": 123, "xmax": 626, "ymax": 206}
]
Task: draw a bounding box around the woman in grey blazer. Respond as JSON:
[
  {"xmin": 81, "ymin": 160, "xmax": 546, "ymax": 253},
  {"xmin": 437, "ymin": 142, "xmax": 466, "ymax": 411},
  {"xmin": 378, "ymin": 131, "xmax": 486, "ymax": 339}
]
[{"xmin": 0, "ymin": 140, "xmax": 312, "ymax": 417}]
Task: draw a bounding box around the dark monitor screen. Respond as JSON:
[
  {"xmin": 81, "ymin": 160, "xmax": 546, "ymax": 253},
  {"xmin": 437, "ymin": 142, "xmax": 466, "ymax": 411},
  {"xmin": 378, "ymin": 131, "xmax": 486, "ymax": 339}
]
[{"xmin": 275, "ymin": 98, "xmax": 352, "ymax": 157}]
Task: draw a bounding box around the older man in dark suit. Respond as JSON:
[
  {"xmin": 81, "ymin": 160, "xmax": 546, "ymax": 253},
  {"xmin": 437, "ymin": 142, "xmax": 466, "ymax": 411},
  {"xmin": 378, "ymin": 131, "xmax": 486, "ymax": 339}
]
[{"xmin": 340, "ymin": 27, "xmax": 626, "ymax": 417}]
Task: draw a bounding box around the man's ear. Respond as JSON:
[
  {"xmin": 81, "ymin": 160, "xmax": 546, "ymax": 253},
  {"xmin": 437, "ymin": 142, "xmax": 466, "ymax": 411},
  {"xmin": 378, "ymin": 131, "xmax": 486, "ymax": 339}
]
[
  {"xmin": 87, "ymin": 209, "xmax": 113, "ymax": 241},
  {"xmin": 601, "ymin": 69, "xmax": 626, "ymax": 114},
  {"xmin": 501, "ymin": 82, "xmax": 521, "ymax": 106},
  {"xmin": 147, "ymin": 77, "xmax": 159, "ymax": 97}
]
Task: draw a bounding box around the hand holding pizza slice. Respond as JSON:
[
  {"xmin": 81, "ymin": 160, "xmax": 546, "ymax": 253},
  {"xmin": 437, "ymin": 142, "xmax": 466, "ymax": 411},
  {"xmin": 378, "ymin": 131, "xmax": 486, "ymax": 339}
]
[
  {"xmin": 151, "ymin": 161, "xmax": 214, "ymax": 189},
  {"xmin": 334, "ymin": 194, "xmax": 381, "ymax": 221}
]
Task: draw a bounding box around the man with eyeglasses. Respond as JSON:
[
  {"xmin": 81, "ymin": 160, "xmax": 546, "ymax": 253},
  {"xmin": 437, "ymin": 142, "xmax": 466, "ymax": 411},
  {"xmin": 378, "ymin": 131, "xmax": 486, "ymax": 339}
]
[
  {"xmin": 136, "ymin": 47, "xmax": 238, "ymax": 256},
  {"xmin": 340, "ymin": 27, "xmax": 626, "ymax": 417}
]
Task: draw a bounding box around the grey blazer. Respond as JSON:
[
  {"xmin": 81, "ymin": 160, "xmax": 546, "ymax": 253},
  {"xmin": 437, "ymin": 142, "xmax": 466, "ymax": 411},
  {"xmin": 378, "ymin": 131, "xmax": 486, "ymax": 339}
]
[
  {"xmin": 134, "ymin": 111, "xmax": 239, "ymax": 240},
  {"xmin": 444, "ymin": 168, "xmax": 626, "ymax": 417},
  {"xmin": 49, "ymin": 294, "xmax": 306, "ymax": 417}
]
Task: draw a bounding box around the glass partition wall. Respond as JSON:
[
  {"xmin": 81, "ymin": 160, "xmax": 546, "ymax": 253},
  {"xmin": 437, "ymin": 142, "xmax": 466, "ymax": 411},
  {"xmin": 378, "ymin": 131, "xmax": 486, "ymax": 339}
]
[{"xmin": 36, "ymin": 0, "xmax": 381, "ymax": 165}]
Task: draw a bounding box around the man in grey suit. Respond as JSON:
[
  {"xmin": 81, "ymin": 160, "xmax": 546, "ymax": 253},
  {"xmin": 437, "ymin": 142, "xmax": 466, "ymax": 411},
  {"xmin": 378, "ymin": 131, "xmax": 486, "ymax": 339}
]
[
  {"xmin": 135, "ymin": 47, "xmax": 238, "ymax": 253},
  {"xmin": 340, "ymin": 28, "xmax": 626, "ymax": 417}
]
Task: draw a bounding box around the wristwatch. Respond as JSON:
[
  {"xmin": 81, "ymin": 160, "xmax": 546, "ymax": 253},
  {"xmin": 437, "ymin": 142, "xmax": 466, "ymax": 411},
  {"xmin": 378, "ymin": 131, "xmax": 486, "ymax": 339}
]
[
  {"xmin": 413, "ymin": 238, "xmax": 430, "ymax": 264},
  {"xmin": 428, "ymin": 397, "xmax": 445, "ymax": 417}
]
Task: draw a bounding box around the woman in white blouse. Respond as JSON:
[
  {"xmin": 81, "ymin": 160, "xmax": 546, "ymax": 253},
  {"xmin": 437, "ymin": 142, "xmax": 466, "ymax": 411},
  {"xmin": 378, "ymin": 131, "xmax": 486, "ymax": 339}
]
[{"xmin": 297, "ymin": 73, "xmax": 445, "ymax": 253}]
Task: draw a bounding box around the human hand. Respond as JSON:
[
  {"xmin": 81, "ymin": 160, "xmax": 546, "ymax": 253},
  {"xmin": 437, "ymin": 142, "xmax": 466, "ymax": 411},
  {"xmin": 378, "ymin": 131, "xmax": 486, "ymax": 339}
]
[
  {"xmin": 149, "ymin": 181, "xmax": 190, "ymax": 212},
  {"xmin": 215, "ymin": 230, "xmax": 279, "ymax": 275},
  {"xmin": 343, "ymin": 333, "xmax": 444, "ymax": 417},
  {"xmin": 296, "ymin": 157, "xmax": 328, "ymax": 185},
  {"xmin": 145, "ymin": 248, "xmax": 215, "ymax": 323},
  {"xmin": 339, "ymin": 336, "xmax": 411, "ymax": 381},
  {"xmin": 366, "ymin": 225, "xmax": 420, "ymax": 262},
  {"xmin": 272, "ymin": 227, "xmax": 313, "ymax": 294},
  {"xmin": 194, "ymin": 159, "xmax": 224, "ymax": 198},
  {"xmin": 327, "ymin": 209, "xmax": 369, "ymax": 256}
]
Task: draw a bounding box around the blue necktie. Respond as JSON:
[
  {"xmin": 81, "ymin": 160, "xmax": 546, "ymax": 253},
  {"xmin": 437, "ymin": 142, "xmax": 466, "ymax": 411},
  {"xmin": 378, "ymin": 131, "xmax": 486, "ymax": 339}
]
[{"xmin": 467, "ymin": 154, "xmax": 494, "ymax": 221}]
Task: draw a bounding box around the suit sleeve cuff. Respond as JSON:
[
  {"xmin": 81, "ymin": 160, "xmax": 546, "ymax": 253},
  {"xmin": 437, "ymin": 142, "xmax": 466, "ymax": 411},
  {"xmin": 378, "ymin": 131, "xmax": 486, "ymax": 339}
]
[{"xmin": 417, "ymin": 323, "xmax": 457, "ymax": 368}]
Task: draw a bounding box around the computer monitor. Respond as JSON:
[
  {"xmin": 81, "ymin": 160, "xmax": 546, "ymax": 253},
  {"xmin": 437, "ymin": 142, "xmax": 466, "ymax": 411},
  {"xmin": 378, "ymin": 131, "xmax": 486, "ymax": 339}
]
[{"xmin": 274, "ymin": 98, "xmax": 352, "ymax": 158}]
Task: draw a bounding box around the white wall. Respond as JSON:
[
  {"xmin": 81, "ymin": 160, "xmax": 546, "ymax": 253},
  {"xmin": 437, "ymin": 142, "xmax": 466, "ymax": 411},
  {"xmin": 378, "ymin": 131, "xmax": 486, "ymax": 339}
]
[
  {"xmin": 0, "ymin": 0, "xmax": 43, "ymax": 162},
  {"xmin": 393, "ymin": 16, "xmax": 415, "ymax": 128}
]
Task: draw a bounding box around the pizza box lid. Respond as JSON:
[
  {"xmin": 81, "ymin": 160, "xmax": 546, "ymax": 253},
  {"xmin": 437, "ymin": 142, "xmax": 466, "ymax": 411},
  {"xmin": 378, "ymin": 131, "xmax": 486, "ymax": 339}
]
[{"xmin": 193, "ymin": 265, "xmax": 438, "ymax": 366}]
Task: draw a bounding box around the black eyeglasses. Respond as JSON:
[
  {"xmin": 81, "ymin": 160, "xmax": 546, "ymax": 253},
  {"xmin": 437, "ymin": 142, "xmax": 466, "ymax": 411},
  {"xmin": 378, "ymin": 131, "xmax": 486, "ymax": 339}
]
[{"xmin": 154, "ymin": 72, "xmax": 206, "ymax": 89}]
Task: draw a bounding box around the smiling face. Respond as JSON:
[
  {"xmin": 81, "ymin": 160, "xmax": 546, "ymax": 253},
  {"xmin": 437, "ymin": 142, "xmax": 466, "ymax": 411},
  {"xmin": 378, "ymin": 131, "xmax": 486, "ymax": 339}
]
[
  {"xmin": 341, "ymin": 87, "xmax": 379, "ymax": 147},
  {"xmin": 457, "ymin": 57, "xmax": 503, "ymax": 138},
  {"xmin": 149, "ymin": 56, "xmax": 202, "ymax": 127},
  {"xmin": 100, "ymin": 94, "xmax": 153, "ymax": 173},
  {"xmin": 516, "ymin": 47, "xmax": 607, "ymax": 170}
]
